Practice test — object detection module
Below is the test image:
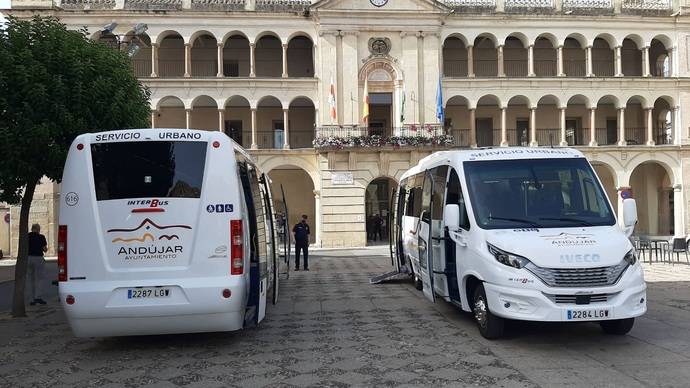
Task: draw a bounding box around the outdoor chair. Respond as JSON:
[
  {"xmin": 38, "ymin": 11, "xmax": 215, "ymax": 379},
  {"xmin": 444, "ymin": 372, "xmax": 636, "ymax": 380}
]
[
  {"xmin": 636, "ymin": 235, "xmax": 652, "ymax": 263},
  {"xmin": 663, "ymin": 238, "xmax": 689, "ymax": 264}
]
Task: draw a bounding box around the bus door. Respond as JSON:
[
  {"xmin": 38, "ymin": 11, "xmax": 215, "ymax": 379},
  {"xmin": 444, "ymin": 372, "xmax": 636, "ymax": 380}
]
[
  {"xmin": 429, "ymin": 166, "xmax": 450, "ymax": 300},
  {"xmin": 239, "ymin": 162, "xmax": 268, "ymax": 326},
  {"xmin": 389, "ymin": 187, "xmax": 399, "ymax": 270},
  {"xmin": 417, "ymin": 170, "xmax": 436, "ymax": 303},
  {"xmin": 280, "ymin": 184, "xmax": 291, "ymax": 279},
  {"xmin": 260, "ymin": 173, "xmax": 279, "ymax": 305}
]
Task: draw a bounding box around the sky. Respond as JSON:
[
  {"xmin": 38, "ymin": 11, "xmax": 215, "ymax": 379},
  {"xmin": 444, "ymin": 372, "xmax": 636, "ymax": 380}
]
[{"xmin": 0, "ymin": 0, "xmax": 9, "ymax": 8}]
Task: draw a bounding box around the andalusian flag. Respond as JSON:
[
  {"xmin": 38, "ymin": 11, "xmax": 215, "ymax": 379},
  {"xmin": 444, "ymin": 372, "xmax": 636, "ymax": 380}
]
[
  {"xmin": 362, "ymin": 78, "xmax": 370, "ymax": 125},
  {"xmin": 329, "ymin": 76, "xmax": 337, "ymax": 122}
]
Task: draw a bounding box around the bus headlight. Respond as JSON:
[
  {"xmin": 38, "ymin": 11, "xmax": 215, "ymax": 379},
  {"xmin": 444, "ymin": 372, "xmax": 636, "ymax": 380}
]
[
  {"xmin": 487, "ymin": 243, "xmax": 532, "ymax": 269},
  {"xmin": 623, "ymin": 249, "xmax": 637, "ymax": 266}
]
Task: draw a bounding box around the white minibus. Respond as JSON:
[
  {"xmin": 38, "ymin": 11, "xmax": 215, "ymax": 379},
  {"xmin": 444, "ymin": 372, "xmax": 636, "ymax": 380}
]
[
  {"xmin": 388, "ymin": 148, "xmax": 646, "ymax": 339},
  {"xmin": 58, "ymin": 129, "xmax": 281, "ymax": 337}
]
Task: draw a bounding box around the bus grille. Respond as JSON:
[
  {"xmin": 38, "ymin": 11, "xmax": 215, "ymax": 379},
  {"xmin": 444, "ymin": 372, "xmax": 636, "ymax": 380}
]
[
  {"xmin": 528, "ymin": 262, "xmax": 629, "ymax": 288},
  {"xmin": 545, "ymin": 293, "xmax": 612, "ymax": 304}
]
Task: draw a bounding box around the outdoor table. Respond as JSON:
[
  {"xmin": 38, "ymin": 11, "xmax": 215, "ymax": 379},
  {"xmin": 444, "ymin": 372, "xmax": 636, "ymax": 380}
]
[{"xmin": 648, "ymin": 236, "xmax": 672, "ymax": 263}]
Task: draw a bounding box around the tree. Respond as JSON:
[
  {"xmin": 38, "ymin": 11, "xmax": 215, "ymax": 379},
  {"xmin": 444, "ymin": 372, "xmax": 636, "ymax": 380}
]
[{"xmin": 0, "ymin": 16, "xmax": 151, "ymax": 317}]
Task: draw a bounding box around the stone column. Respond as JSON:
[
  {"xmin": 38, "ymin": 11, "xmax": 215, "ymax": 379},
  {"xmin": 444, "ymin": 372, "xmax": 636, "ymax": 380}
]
[
  {"xmin": 314, "ymin": 190, "xmax": 322, "ymax": 247},
  {"xmin": 589, "ymin": 108, "xmax": 597, "ymax": 146},
  {"xmin": 249, "ymin": 43, "xmax": 256, "ymax": 78},
  {"xmin": 467, "ymin": 45, "xmax": 475, "ymax": 78},
  {"xmin": 559, "ymin": 107, "xmax": 567, "ymax": 146},
  {"xmin": 283, "ymin": 109, "xmax": 290, "ymax": 149},
  {"xmin": 282, "ymin": 43, "xmax": 288, "ymax": 78},
  {"xmin": 216, "ymin": 42, "xmax": 224, "ymax": 78},
  {"xmin": 643, "ymin": 46, "xmax": 650, "ymax": 77},
  {"xmin": 150, "ymin": 110, "xmax": 157, "ymax": 128},
  {"xmin": 500, "ymin": 107, "xmax": 508, "ymax": 146},
  {"xmin": 646, "ymin": 107, "xmax": 655, "ymax": 145},
  {"xmin": 497, "ymin": 45, "xmax": 505, "ymax": 77},
  {"xmin": 151, "ymin": 43, "xmax": 159, "ymax": 78},
  {"xmin": 672, "ymin": 107, "xmax": 681, "ymax": 145},
  {"xmin": 586, "ymin": 45, "xmax": 594, "ymax": 77},
  {"xmin": 218, "ymin": 109, "xmax": 225, "ymax": 132},
  {"xmin": 184, "ymin": 43, "xmax": 191, "ymax": 78},
  {"xmin": 615, "ymin": 45, "xmax": 623, "ymax": 77},
  {"xmin": 673, "ymin": 185, "xmax": 685, "ymax": 237},
  {"xmin": 469, "ymin": 108, "xmax": 477, "ymax": 147},
  {"xmin": 528, "ymin": 44, "xmax": 536, "ymax": 77},
  {"xmin": 618, "ymin": 108, "xmax": 626, "ymax": 146},
  {"xmin": 668, "ymin": 47, "xmax": 674, "ymax": 77},
  {"xmin": 557, "ymin": 45, "xmax": 565, "ymax": 77},
  {"xmin": 185, "ymin": 109, "xmax": 191, "ymax": 129},
  {"xmin": 251, "ymin": 108, "xmax": 258, "ymax": 149},
  {"xmin": 529, "ymin": 107, "xmax": 538, "ymax": 146}
]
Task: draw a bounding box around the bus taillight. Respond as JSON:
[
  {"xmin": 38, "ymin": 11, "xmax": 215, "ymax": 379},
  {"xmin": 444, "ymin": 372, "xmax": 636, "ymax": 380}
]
[
  {"xmin": 230, "ymin": 220, "xmax": 243, "ymax": 275},
  {"xmin": 58, "ymin": 225, "xmax": 67, "ymax": 282}
]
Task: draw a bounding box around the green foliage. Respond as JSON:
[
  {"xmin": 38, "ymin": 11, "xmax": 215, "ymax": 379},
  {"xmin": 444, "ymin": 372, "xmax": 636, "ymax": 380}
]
[{"xmin": 0, "ymin": 16, "xmax": 151, "ymax": 203}]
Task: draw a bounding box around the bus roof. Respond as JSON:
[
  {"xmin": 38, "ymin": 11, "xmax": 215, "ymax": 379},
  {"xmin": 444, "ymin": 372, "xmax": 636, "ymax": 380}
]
[
  {"xmin": 76, "ymin": 128, "xmax": 256, "ymax": 164},
  {"xmin": 402, "ymin": 147, "xmax": 586, "ymax": 181}
]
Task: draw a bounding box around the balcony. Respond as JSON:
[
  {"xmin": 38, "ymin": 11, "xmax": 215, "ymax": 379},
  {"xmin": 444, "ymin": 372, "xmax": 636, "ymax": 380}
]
[
  {"xmin": 622, "ymin": 0, "xmax": 671, "ymax": 14},
  {"xmin": 313, "ymin": 125, "xmax": 453, "ymax": 150},
  {"xmin": 444, "ymin": 0, "xmax": 496, "ymax": 11},
  {"xmin": 191, "ymin": 0, "xmax": 245, "ymax": 10},
  {"xmin": 505, "ymin": 0, "xmax": 555, "ymax": 12}
]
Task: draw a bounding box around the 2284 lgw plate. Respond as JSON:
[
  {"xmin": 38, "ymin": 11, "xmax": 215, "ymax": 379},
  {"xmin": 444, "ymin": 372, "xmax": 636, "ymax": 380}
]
[{"xmin": 566, "ymin": 308, "xmax": 610, "ymax": 321}]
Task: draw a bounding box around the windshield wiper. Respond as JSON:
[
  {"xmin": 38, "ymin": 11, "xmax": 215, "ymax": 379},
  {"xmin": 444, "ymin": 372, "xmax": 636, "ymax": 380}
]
[
  {"xmin": 488, "ymin": 216, "xmax": 542, "ymax": 228},
  {"xmin": 538, "ymin": 217, "xmax": 594, "ymax": 226}
]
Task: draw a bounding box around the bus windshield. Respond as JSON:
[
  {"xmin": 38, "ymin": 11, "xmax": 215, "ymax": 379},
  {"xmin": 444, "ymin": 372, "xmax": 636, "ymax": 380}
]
[{"xmin": 464, "ymin": 158, "xmax": 616, "ymax": 229}]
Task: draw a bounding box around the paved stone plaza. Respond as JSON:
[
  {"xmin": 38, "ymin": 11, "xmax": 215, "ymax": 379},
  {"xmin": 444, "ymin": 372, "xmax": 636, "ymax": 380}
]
[{"xmin": 1, "ymin": 247, "xmax": 689, "ymax": 387}]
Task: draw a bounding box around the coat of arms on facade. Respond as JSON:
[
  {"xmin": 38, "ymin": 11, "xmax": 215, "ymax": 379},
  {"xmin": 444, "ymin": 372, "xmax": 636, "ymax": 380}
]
[{"xmin": 368, "ymin": 37, "xmax": 391, "ymax": 56}]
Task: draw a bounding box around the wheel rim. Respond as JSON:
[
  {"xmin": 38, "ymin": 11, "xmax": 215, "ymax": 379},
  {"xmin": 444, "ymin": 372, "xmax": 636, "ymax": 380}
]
[{"xmin": 474, "ymin": 296, "xmax": 488, "ymax": 328}]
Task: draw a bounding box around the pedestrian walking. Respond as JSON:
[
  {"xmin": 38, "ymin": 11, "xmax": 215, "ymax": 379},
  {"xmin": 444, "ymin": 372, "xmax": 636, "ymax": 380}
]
[
  {"xmin": 293, "ymin": 215, "xmax": 310, "ymax": 271},
  {"xmin": 27, "ymin": 223, "xmax": 48, "ymax": 305}
]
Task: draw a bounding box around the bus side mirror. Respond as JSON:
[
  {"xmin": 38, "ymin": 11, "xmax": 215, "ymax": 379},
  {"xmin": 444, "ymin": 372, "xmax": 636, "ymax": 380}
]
[
  {"xmin": 445, "ymin": 204, "xmax": 460, "ymax": 230},
  {"xmin": 623, "ymin": 198, "xmax": 637, "ymax": 237}
]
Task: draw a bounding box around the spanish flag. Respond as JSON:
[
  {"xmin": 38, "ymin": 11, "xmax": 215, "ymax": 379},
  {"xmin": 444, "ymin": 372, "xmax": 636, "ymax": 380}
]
[{"xmin": 362, "ymin": 78, "xmax": 369, "ymax": 125}]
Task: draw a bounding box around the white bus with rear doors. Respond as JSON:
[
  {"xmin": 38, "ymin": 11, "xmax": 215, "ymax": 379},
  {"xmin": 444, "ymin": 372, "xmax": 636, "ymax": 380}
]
[
  {"xmin": 390, "ymin": 148, "xmax": 646, "ymax": 339},
  {"xmin": 58, "ymin": 128, "xmax": 282, "ymax": 337}
]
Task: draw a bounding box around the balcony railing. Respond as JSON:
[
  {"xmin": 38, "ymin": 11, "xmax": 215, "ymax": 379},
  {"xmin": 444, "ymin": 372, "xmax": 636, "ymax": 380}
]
[
  {"xmin": 535, "ymin": 128, "xmax": 561, "ymax": 146},
  {"xmin": 622, "ymin": 0, "xmax": 671, "ymax": 10},
  {"xmin": 444, "ymin": 0, "xmax": 496, "ymax": 10},
  {"xmin": 625, "ymin": 128, "xmax": 646, "ymax": 145},
  {"xmin": 595, "ymin": 128, "xmax": 618, "ymax": 145},
  {"xmin": 255, "ymin": 0, "xmax": 310, "ymax": 11},
  {"xmin": 60, "ymin": 0, "xmax": 115, "ymax": 9},
  {"xmin": 191, "ymin": 0, "xmax": 245, "ymax": 10},
  {"xmin": 449, "ymin": 128, "xmax": 471, "ymax": 147},
  {"xmin": 562, "ymin": 0, "xmax": 613, "ymax": 12},
  {"xmin": 505, "ymin": 0, "xmax": 555, "ymax": 10},
  {"xmin": 477, "ymin": 129, "xmax": 501, "ymax": 147}
]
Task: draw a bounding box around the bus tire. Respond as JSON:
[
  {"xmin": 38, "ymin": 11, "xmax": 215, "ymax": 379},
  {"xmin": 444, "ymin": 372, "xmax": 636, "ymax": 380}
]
[
  {"xmin": 472, "ymin": 283, "xmax": 504, "ymax": 339},
  {"xmin": 600, "ymin": 318, "xmax": 634, "ymax": 335}
]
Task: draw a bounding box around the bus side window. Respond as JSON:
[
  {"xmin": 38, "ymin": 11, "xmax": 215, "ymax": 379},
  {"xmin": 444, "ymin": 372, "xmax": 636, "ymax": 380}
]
[
  {"xmin": 431, "ymin": 166, "xmax": 448, "ymax": 221},
  {"xmin": 447, "ymin": 168, "xmax": 470, "ymax": 230}
]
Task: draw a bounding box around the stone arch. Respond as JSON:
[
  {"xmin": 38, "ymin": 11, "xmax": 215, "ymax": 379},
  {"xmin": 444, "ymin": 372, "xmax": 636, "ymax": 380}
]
[
  {"xmin": 189, "ymin": 30, "xmax": 217, "ymax": 45},
  {"xmin": 443, "ymin": 32, "xmax": 470, "ymax": 47},
  {"xmin": 503, "ymin": 32, "xmax": 529, "ymax": 48},
  {"xmin": 221, "ymin": 30, "xmax": 249, "ymax": 45},
  {"xmin": 287, "ymin": 31, "xmax": 315, "ymax": 44},
  {"xmin": 155, "ymin": 95, "xmax": 185, "ymax": 110},
  {"xmin": 358, "ymin": 58, "xmax": 401, "ymax": 82},
  {"xmin": 155, "ymin": 29, "xmax": 183, "ymax": 45},
  {"xmin": 364, "ymin": 176, "xmax": 398, "ymax": 244},
  {"xmin": 266, "ymin": 163, "xmax": 318, "ymax": 245},
  {"xmin": 624, "ymin": 153, "xmax": 677, "ymax": 186},
  {"xmin": 261, "ymin": 156, "xmax": 320, "ymax": 190},
  {"xmin": 536, "ymin": 32, "xmax": 558, "ymax": 47},
  {"xmin": 626, "ymin": 158, "xmax": 677, "ymax": 235}
]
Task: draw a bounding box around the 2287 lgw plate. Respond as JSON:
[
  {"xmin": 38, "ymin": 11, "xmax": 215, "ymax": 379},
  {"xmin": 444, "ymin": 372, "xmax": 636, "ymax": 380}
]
[{"xmin": 127, "ymin": 287, "xmax": 171, "ymax": 299}]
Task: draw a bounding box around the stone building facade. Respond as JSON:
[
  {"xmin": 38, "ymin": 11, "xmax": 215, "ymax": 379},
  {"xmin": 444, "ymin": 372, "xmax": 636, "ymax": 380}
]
[{"xmin": 4, "ymin": 0, "xmax": 690, "ymax": 250}]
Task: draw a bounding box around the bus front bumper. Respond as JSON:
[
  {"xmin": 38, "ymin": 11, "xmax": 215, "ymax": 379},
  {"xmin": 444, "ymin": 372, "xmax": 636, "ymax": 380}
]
[{"xmin": 483, "ymin": 281, "xmax": 647, "ymax": 322}]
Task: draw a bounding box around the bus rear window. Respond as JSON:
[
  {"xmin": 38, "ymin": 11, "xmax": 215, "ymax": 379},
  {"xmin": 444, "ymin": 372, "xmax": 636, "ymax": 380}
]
[{"xmin": 91, "ymin": 141, "xmax": 207, "ymax": 201}]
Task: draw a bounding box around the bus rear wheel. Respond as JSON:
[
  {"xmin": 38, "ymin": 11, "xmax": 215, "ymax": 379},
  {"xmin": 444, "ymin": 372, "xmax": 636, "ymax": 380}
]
[
  {"xmin": 472, "ymin": 283, "xmax": 504, "ymax": 339},
  {"xmin": 600, "ymin": 318, "xmax": 635, "ymax": 335}
]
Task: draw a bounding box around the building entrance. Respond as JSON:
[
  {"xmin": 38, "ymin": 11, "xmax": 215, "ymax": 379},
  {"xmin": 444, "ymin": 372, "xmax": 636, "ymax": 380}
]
[
  {"xmin": 368, "ymin": 93, "xmax": 393, "ymax": 137},
  {"xmin": 365, "ymin": 177, "xmax": 395, "ymax": 245}
]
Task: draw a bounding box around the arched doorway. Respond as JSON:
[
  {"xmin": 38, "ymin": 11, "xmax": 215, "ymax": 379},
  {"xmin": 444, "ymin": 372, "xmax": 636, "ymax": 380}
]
[
  {"xmin": 365, "ymin": 177, "xmax": 396, "ymax": 245},
  {"xmin": 268, "ymin": 166, "xmax": 316, "ymax": 245},
  {"xmin": 630, "ymin": 162, "xmax": 673, "ymax": 236},
  {"xmin": 360, "ymin": 61, "xmax": 398, "ymax": 136}
]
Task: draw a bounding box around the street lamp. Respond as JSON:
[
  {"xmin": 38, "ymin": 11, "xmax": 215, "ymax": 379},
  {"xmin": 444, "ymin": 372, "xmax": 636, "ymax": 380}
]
[{"xmin": 98, "ymin": 22, "xmax": 148, "ymax": 58}]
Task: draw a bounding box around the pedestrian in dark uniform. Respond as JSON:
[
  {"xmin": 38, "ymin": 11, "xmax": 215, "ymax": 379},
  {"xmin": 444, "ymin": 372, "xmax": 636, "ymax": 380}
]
[
  {"xmin": 293, "ymin": 215, "xmax": 310, "ymax": 271},
  {"xmin": 27, "ymin": 223, "xmax": 48, "ymax": 305}
]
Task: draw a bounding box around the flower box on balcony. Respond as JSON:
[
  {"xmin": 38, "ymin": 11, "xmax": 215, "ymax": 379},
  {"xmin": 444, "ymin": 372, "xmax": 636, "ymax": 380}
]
[{"xmin": 313, "ymin": 134, "xmax": 455, "ymax": 150}]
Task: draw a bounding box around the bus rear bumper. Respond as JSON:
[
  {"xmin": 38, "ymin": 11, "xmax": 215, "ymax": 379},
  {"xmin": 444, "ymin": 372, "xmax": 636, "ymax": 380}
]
[{"xmin": 67, "ymin": 312, "xmax": 244, "ymax": 337}]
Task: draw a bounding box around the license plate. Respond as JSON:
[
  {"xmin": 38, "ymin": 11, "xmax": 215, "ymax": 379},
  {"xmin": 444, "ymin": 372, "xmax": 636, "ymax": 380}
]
[
  {"xmin": 566, "ymin": 308, "xmax": 610, "ymax": 321},
  {"xmin": 127, "ymin": 288, "xmax": 170, "ymax": 299}
]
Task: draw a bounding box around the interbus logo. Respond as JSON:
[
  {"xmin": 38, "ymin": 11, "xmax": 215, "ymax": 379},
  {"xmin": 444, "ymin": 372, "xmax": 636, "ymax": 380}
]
[{"xmin": 128, "ymin": 199, "xmax": 169, "ymax": 213}]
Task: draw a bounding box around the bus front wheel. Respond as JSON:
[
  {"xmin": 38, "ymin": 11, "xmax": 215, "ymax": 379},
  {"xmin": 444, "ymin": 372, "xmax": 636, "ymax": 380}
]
[{"xmin": 472, "ymin": 283, "xmax": 505, "ymax": 339}]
